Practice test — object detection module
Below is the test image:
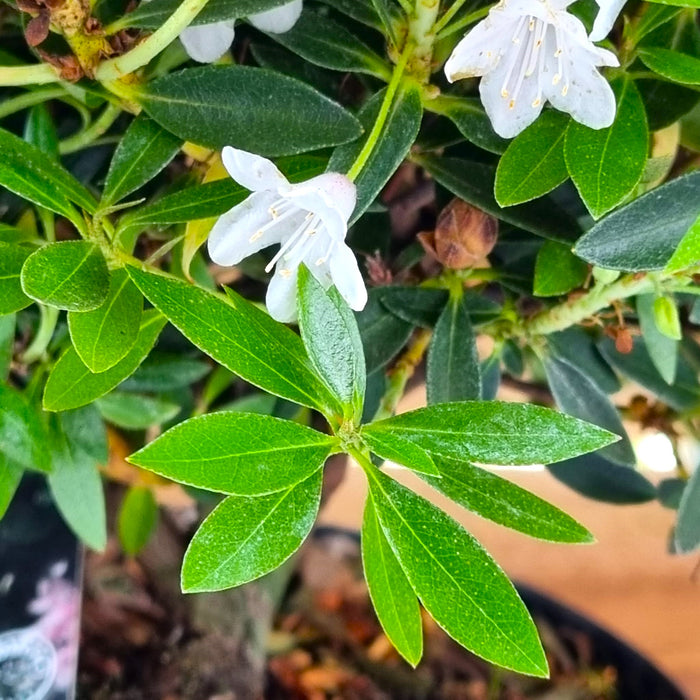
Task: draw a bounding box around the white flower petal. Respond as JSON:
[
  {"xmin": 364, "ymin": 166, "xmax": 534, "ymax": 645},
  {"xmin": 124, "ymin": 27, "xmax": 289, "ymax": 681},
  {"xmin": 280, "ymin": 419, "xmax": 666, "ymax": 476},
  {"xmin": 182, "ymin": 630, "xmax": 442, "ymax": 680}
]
[
  {"xmin": 208, "ymin": 190, "xmax": 305, "ymax": 266},
  {"xmin": 249, "ymin": 0, "xmax": 303, "ymax": 33},
  {"xmin": 221, "ymin": 146, "xmax": 289, "ymax": 193},
  {"xmin": 180, "ymin": 21, "xmax": 235, "ymax": 63},
  {"xmin": 328, "ymin": 242, "xmax": 368, "ymax": 312},
  {"xmin": 590, "ymin": 0, "xmax": 626, "ymax": 41},
  {"xmin": 266, "ymin": 266, "xmax": 299, "ymax": 322}
]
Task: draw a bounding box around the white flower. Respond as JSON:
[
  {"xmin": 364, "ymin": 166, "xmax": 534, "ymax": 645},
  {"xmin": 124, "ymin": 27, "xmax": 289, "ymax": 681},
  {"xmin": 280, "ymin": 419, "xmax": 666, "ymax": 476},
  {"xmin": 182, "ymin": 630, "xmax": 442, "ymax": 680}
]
[
  {"xmin": 180, "ymin": 0, "xmax": 303, "ymax": 63},
  {"xmin": 208, "ymin": 147, "xmax": 367, "ymax": 323},
  {"xmin": 590, "ymin": 0, "xmax": 625, "ymax": 41},
  {"xmin": 444, "ymin": 0, "xmax": 619, "ymax": 138}
]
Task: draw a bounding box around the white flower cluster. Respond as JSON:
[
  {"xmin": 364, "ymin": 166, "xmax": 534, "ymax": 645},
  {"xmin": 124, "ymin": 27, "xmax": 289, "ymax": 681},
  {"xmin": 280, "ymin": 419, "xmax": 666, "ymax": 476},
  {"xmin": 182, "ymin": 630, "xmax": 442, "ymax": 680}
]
[{"xmin": 445, "ymin": 0, "xmax": 623, "ymax": 137}]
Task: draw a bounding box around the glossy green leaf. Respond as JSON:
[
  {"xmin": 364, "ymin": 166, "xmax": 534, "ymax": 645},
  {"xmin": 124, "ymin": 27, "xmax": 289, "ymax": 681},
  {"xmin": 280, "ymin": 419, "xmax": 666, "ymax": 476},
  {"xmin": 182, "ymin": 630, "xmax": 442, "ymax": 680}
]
[
  {"xmin": 638, "ymin": 79, "xmax": 700, "ymax": 131},
  {"xmin": 420, "ymin": 456, "xmax": 592, "ymax": 543},
  {"xmin": 533, "ymin": 240, "xmax": 588, "ymax": 297},
  {"xmin": 363, "ymin": 430, "xmax": 440, "ymax": 476},
  {"xmin": 139, "ymin": 66, "xmax": 362, "ymax": 155},
  {"xmin": 96, "ymin": 392, "xmax": 180, "ymax": 429},
  {"xmin": 0, "ymin": 454, "xmax": 23, "ymax": 519},
  {"xmin": 356, "ymin": 290, "xmax": 413, "ymax": 373},
  {"xmin": 598, "ymin": 336, "xmax": 700, "ymax": 411},
  {"xmin": 118, "ymin": 486, "xmax": 158, "ymax": 556},
  {"xmin": 426, "ymin": 95, "xmax": 508, "ymax": 154},
  {"xmin": 0, "ymin": 242, "xmax": 32, "ymax": 315},
  {"xmin": 319, "ymin": 0, "xmax": 384, "ymax": 30},
  {"xmin": 61, "ymin": 402, "xmax": 109, "ymax": 464},
  {"xmin": 574, "ymin": 170, "xmax": 700, "ymax": 270},
  {"xmin": 379, "ymin": 287, "xmax": 449, "ymax": 327},
  {"xmin": 362, "ymin": 401, "xmax": 618, "ymax": 466},
  {"xmin": 48, "ymin": 409, "xmax": 107, "ymax": 551},
  {"xmin": 653, "ymin": 295, "xmax": 682, "ymax": 340},
  {"xmin": 120, "ymin": 353, "xmax": 209, "ymax": 392},
  {"xmin": 130, "ymin": 412, "xmax": 334, "ymax": 495},
  {"xmin": 102, "ymin": 114, "xmax": 182, "ymax": 207},
  {"xmin": 0, "ymin": 384, "xmax": 50, "ymax": 472},
  {"xmin": 0, "ymin": 126, "xmax": 96, "ymax": 221},
  {"xmin": 639, "ymin": 47, "xmax": 700, "ymax": 85},
  {"xmin": 367, "ymin": 467, "xmax": 548, "ymax": 677},
  {"xmin": 644, "ymin": 0, "xmax": 700, "ymax": 8},
  {"xmin": 68, "ymin": 268, "xmax": 143, "ymax": 373},
  {"xmin": 0, "ymin": 224, "xmax": 31, "ymax": 244},
  {"xmin": 543, "ymin": 356, "xmax": 635, "ymax": 466},
  {"xmin": 127, "ymin": 267, "xmax": 340, "ymax": 415},
  {"xmin": 637, "ymin": 294, "xmax": 678, "ymax": 384},
  {"xmin": 265, "ymin": 10, "xmax": 389, "ymax": 78},
  {"xmin": 548, "ymin": 454, "xmax": 657, "ymax": 504},
  {"xmin": 43, "ymin": 310, "xmax": 167, "ymax": 411},
  {"xmin": 417, "ymin": 154, "xmax": 580, "ymax": 243},
  {"xmin": 427, "ymin": 295, "xmax": 481, "ymax": 403},
  {"xmin": 362, "ymin": 495, "xmax": 423, "ymax": 666},
  {"xmin": 665, "ymin": 213, "xmax": 700, "ymax": 272},
  {"xmin": 21, "ymin": 241, "xmax": 110, "ymax": 312},
  {"xmin": 329, "ymin": 86, "xmax": 422, "ymax": 222},
  {"xmin": 495, "ymin": 111, "xmax": 569, "ymax": 206},
  {"xmin": 0, "ymin": 315, "xmax": 15, "ymax": 380},
  {"xmin": 181, "ymin": 469, "xmax": 322, "ymax": 592},
  {"xmin": 24, "ymin": 104, "xmax": 59, "ymax": 158},
  {"xmin": 565, "ymin": 77, "xmax": 648, "ymax": 219},
  {"xmin": 297, "ymin": 265, "xmax": 365, "ymax": 421},
  {"xmin": 675, "ymin": 467, "xmax": 700, "ymax": 553}
]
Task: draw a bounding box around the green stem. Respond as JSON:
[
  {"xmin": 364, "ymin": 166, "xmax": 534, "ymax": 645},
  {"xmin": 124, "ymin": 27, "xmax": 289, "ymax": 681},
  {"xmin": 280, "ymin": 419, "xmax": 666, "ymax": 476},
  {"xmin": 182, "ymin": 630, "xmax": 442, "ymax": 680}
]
[
  {"xmin": 395, "ymin": 0, "xmax": 414, "ymax": 15},
  {"xmin": 346, "ymin": 41, "xmax": 413, "ymax": 181},
  {"xmin": 21, "ymin": 305, "xmax": 59, "ymax": 364},
  {"xmin": 95, "ymin": 0, "xmax": 212, "ymax": 81},
  {"xmin": 0, "ymin": 64, "xmax": 61, "ymax": 87},
  {"xmin": 433, "ymin": 0, "xmax": 472, "ymax": 35},
  {"xmin": 0, "ymin": 87, "xmax": 66, "ymax": 119},
  {"xmin": 59, "ymin": 102, "xmax": 122, "ymax": 154},
  {"xmin": 436, "ymin": 5, "xmax": 491, "ymax": 40}
]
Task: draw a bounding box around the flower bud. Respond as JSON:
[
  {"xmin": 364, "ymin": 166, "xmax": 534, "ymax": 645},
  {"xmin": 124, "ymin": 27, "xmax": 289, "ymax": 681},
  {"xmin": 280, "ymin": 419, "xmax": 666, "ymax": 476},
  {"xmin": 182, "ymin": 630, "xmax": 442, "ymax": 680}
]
[{"xmin": 419, "ymin": 199, "xmax": 498, "ymax": 270}]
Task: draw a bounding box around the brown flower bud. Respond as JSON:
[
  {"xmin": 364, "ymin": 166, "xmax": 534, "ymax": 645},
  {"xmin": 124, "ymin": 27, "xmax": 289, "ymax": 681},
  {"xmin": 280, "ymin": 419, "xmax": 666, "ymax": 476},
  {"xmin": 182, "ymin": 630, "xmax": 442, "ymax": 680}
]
[{"xmin": 420, "ymin": 199, "xmax": 498, "ymax": 269}]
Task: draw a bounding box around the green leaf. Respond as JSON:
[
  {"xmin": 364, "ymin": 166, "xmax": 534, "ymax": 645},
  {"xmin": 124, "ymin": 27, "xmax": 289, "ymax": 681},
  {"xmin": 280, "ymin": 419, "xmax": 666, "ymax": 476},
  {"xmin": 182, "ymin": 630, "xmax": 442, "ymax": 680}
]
[
  {"xmin": 543, "ymin": 356, "xmax": 635, "ymax": 466},
  {"xmin": 0, "ymin": 384, "xmax": 50, "ymax": 472},
  {"xmin": 379, "ymin": 287, "xmax": 449, "ymax": 327},
  {"xmin": 426, "ymin": 95, "xmax": 508, "ymax": 154},
  {"xmin": 0, "ymin": 126, "xmax": 96, "ymax": 221},
  {"xmin": 665, "ymin": 213, "xmax": 700, "ymax": 272},
  {"xmin": 362, "ymin": 401, "xmax": 618, "ymax": 466},
  {"xmin": 139, "ymin": 65, "xmax": 362, "ymax": 156},
  {"xmin": 367, "ymin": 467, "xmax": 548, "ymax": 677},
  {"xmin": 653, "ymin": 295, "xmax": 682, "ymax": 340},
  {"xmin": 676, "ymin": 467, "xmax": 700, "ymax": 553},
  {"xmin": 548, "ymin": 454, "xmax": 657, "ymax": 504},
  {"xmin": 495, "ymin": 111, "xmax": 569, "ymax": 206},
  {"xmin": 645, "ymin": 0, "xmax": 700, "ymax": 8},
  {"xmin": 0, "ymin": 455, "xmax": 23, "ymax": 519},
  {"xmin": 21, "ymin": 241, "xmax": 110, "ymax": 312},
  {"xmin": 96, "ymin": 392, "xmax": 180, "ymax": 429},
  {"xmin": 68, "ymin": 268, "xmax": 143, "ymax": 372},
  {"xmin": 297, "ymin": 265, "xmax": 365, "ymax": 421},
  {"xmin": 265, "ymin": 10, "xmax": 390, "ymax": 78},
  {"xmin": 124, "ymin": 0, "xmax": 296, "ymax": 27},
  {"xmin": 363, "ymin": 429, "xmax": 440, "ymax": 476},
  {"xmin": 127, "ymin": 267, "xmax": 340, "ymax": 416},
  {"xmin": 416, "ymin": 154, "xmax": 581, "ymax": 243},
  {"xmin": 356, "ymin": 290, "xmax": 413, "ymax": 373},
  {"xmin": 0, "ymin": 242, "xmax": 32, "ymax": 315},
  {"xmin": 533, "ymin": 241, "xmax": 588, "ymax": 297},
  {"xmin": 658, "ymin": 478, "xmax": 685, "ymax": 509},
  {"xmin": 362, "ymin": 496, "xmax": 423, "ymax": 666},
  {"xmin": 574, "ymin": 170, "xmax": 700, "ymax": 270},
  {"xmin": 0, "ymin": 315, "xmax": 15, "ymax": 380},
  {"xmin": 120, "ymin": 353, "xmax": 209, "ymax": 392},
  {"xmin": 637, "ymin": 294, "xmax": 678, "ymax": 384},
  {"xmin": 638, "ymin": 79, "xmax": 700, "ymax": 131},
  {"xmin": 43, "ymin": 310, "xmax": 167, "ymax": 411},
  {"xmin": 319, "ymin": 0, "xmax": 385, "ymax": 31},
  {"xmin": 420, "ymin": 456, "xmax": 592, "ymax": 543},
  {"xmin": 118, "ymin": 486, "xmax": 158, "ymax": 556},
  {"xmin": 181, "ymin": 469, "xmax": 322, "ymax": 592},
  {"xmin": 329, "ymin": 85, "xmax": 423, "ymax": 222},
  {"xmin": 598, "ymin": 336, "xmax": 700, "ymax": 411},
  {"xmin": 102, "ymin": 114, "xmax": 182, "ymax": 207},
  {"xmin": 129, "ymin": 412, "xmax": 334, "ymax": 495},
  {"xmin": 639, "ymin": 47, "xmax": 700, "ymax": 86},
  {"xmin": 427, "ymin": 295, "xmax": 480, "ymax": 403},
  {"xmin": 565, "ymin": 77, "xmax": 648, "ymax": 219},
  {"xmin": 48, "ymin": 409, "xmax": 107, "ymax": 551},
  {"xmin": 24, "ymin": 104, "xmax": 59, "ymax": 159}
]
